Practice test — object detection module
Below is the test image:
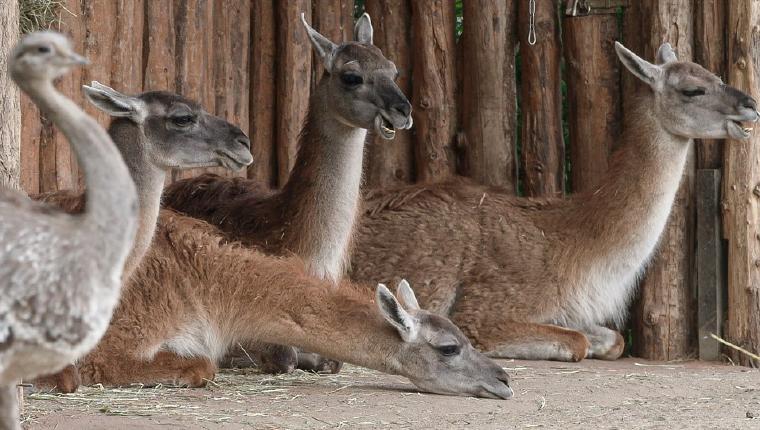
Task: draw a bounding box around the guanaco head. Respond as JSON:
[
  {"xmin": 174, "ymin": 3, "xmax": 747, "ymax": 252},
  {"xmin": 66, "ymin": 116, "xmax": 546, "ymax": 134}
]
[
  {"xmin": 82, "ymin": 82, "xmax": 253, "ymax": 172},
  {"xmin": 615, "ymin": 41, "xmax": 758, "ymax": 140},
  {"xmin": 301, "ymin": 13, "xmax": 413, "ymax": 140},
  {"xmin": 9, "ymin": 31, "xmax": 88, "ymax": 83},
  {"xmin": 377, "ymin": 280, "xmax": 513, "ymax": 399}
]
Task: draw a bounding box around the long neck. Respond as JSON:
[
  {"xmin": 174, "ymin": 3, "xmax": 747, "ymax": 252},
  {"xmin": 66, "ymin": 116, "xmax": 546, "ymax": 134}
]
[
  {"xmin": 20, "ymin": 79, "xmax": 136, "ymax": 260},
  {"xmin": 226, "ymin": 261, "xmax": 404, "ymax": 376},
  {"xmin": 561, "ymin": 97, "xmax": 691, "ymax": 272},
  {"xmin": 279, "ymin": 84, "xmax": 368, "ymax": 282},
  {"xmin": 108, "ymin": 120, "xmax": 165, "ymax": 279}
]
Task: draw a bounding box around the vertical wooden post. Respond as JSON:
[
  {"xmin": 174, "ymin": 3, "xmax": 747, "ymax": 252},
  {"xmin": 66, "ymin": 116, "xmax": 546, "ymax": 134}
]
[
  {"xmin": 109, "ymin": 0, "xmax": 144, "ymax": 94},
  {"xmin": 696, "ymin": 169, "xmax": 723, "ymax": 361},
  {"xmin": 723, "ymin": 0, "xmax": 760, "ymax": 367},
  {"xmin": 173, "ymin": 0, "xmax": 217, "ymax": 181},
  {"xmin": 694, "ymin": 0, "xmax": 726, "ymax": 170},
  {"xmin": 249, "ymin": 0, "xmax": 277, "ymax": 187},
  {"xmin": 364, "ymin": 0, "xmax": 415, "ymax": 188},
  {"xmin": 0, "ymin": 0, "xmax": 19, "ymax": 190},
  {"xmin": 143, "ymin": 1, "xmax": 176, "ymax": 91},
  {"xmin": 563, "ymin": 7, "xmax": 622, "ymax": 193},
  {"xmin": 312, "ymin": 0, "xmax": 354, "ymax": 85},
  {"xmin": 624, "ymin": 0, "xmax": 697, "ymax": 360},
  {"xmin": 276, "ymin": 1, "xmax": 312, "ymax": 186},
  {"xmin": 410, "ymin": 0, "xmax": 456, "ymax": 183},
  {"xmin": 517, "ymin": 0, "xmax": 564, "ymax": 197},
  {"xmin": 214, "ymin": 0, "xmax": 250, "ymax": 178},
  {"xmin": 459, "ymin": 0, "xmax": 517, "ymax": 190}
]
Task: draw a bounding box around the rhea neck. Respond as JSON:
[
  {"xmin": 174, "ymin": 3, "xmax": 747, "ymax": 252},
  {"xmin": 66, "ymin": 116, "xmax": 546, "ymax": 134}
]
[
  {"xmin": 564, "ymin": 94, "xmax": 692, "ymax": 262},
  {"xmin": 107, "ymin": 119, "xmax": 166, "ymax": 279},
  {"xmin": 278, "ymin": 83, "xmax": 368, "ymax": 282},
  {"xmin": 18, "ymin": 77, "xmax": 136, "ymax": 258}
]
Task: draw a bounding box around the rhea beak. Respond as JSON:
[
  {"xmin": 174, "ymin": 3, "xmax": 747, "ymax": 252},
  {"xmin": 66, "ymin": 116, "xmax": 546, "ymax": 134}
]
[{"xmin": 66, "ymin": 53, "xmax": 89, "ymax": 66}]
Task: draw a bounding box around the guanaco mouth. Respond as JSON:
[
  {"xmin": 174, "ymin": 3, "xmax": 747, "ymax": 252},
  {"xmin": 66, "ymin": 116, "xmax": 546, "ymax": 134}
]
[{"xmin": 375, "ymin": 114, "xmax": 396, "ymax": 140}]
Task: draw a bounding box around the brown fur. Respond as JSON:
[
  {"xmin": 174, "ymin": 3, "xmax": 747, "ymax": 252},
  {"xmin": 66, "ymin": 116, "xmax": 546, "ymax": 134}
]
[
  {"xmin": 168, "ymin": 44, "xmax": 757, "ymax": 362},
  {"xmin": 163, "ymin": 14, "xmax": 413, "ymax": 372},
  {"xmin": 36, "ymin": 209, "xmax": 512, "ymax": 399}
]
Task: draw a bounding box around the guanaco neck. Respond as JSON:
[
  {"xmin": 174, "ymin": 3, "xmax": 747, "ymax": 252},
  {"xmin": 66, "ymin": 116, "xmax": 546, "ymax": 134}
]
[
  {"xmin": 278, "ymin": 82, "xmax": 368, "ymax": 282},
  {"xmin": 107, "ymin": 120, "xmax": 165, "ymax": 279},
  {"xmin": 559, "ymin": 95, "xmax": 691, "ymax": 275},
  {"xmin": 228, "ymin": 270, "xmax": 404, "ymax": 375},
  {"xmin": 20, "ymin": 79, "xmax": 137, "ymax": 264}
]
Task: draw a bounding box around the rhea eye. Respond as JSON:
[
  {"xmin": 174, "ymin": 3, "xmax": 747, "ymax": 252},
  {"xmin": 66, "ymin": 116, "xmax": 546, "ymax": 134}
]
[
  {"xmin": 437, "ymin": 344, "xmax": 461, "ymax": 357},
  {"xmin": 681, "ymin": 88, "xmax": 706, "ymax": 97},
  {"xmin": 171, "ymin": 115, "xmax": 195, "ymax": 127},
  {"xmin": 340, "ymin": 73, "xmax": 363, "ymax": 87}
]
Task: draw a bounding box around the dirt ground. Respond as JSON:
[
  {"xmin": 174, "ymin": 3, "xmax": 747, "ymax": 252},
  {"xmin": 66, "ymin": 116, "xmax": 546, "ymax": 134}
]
[{"xmin": 21, "ymin": 358, "xmax": 760, "ymax": 429}]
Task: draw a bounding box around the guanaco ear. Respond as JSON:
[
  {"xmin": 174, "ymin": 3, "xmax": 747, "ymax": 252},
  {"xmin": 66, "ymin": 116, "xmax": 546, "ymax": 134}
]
[
  {"xmin": 354, "ymin": 13, "xmax": 373, "ymax": 45},
  {"xmin": 83, "ymin": 81, "xmax": 147, "ymax": 124},
  {"xmin": 301, "ymin": 13, "xmax": 337, "ymax": 72},
  {"xmin": 396, "ymin": 279, "xmax": 420, "ymax": 311},
  {"xmin": 377, "ymin": 283, "xmax": 419, "ymax": 342},
  {"xmin": 656, "ymin": 42, "xmax": 678, "ymax": 65},
  {"xmin": 615, "ymin": 42, "xmax": 662, "ymax": 87}
]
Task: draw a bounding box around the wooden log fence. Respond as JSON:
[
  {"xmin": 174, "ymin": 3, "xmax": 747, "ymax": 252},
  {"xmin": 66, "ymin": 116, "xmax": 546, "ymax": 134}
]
[{"xmin": 12, "ymin": 0, "xmax": 760, "ymax": 363}]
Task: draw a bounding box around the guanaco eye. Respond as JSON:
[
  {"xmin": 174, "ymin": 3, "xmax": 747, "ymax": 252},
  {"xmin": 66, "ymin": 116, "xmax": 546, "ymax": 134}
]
[
  {"xmin": 681, "ymin": 88, "xmax": 706, "ymax": 97},
  {"xmin": 171, "ymin": 115, "xmax": 195, "ymax": 127},
  {"xmin": 437, "ymin": 344, "xmax": 461, "ymax": 357},
  {"xmin": 37, "ymin": 46, "xmax": 51, "ymax": 54},
  {"xmin": 340, "ymin": 73, "xmax": 363, "ymax": 87}
]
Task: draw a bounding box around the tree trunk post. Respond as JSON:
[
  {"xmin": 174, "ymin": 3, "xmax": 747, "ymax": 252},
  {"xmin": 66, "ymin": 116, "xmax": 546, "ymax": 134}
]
[
  {"xmin": 517, "ymin": 0, "xmax": 564, "ymax": 197},
  {"xmin": 460, "ymin": 0, "xmax": 517, "ymax": 191},
  {"xmin": 723, "ymin": 0, "xmax": 760, "ymax": 367}
]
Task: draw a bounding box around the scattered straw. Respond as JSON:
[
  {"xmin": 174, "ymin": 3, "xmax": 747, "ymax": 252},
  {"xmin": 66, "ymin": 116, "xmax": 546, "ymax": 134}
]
[
  {"xmin": 21, "ymin": 365, "xmax": 380, "ymax": 425},
  {"xmin": 710, "ymin": 333, "xmax": 760, "ymax": 362},
  {"xmin": 19, "ymin": 0, "xmax": 74, "ymax": 34}
]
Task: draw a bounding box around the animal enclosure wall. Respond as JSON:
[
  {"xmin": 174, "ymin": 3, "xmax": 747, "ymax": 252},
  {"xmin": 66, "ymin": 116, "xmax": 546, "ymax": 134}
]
[{"xmin": 14, "ymin": 0, "xmax": 760, "ymax": 364}]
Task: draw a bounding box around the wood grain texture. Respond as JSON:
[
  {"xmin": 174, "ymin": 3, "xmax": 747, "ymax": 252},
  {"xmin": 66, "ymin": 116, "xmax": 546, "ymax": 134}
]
[
  {"xmin": 0, "ymin": 0, "xmax": 20, "ymax": 190},
  {"xmin": 459, "ymin": 0, "xmax": 517, "ymax": 191},
  {"xmin": 249, "ymin": 0, "xmax": 277, "ymax": 187},
  {"xmin": 363, "ymin": 0, "xmax": 415, "ymax": 187},
  {"xmin": 312, "ymin": 0, "xmax": 354, "ymax": 85},
  {"xmin": 624, "ymin": 0, "xmax": 697, "ymax": 361},
  {"xmin": 517, "ymin": 0, "xmax": 563, "ymax": 197},
  {"xmin": 276, "ymin": 1, "xmax": 312, "ymax": 186},
  {"xmin": 723, "ymin": 0, "xmax": 760, "ymax": 367},
  {"xmin": 694, "ymin": 0, "xmax": 726, "ymax": 170},
  {"xmin": 696, "ymin": 169, "xmax": 723, "ymax": 361},
  {"xmin": 410, "ymin": 0, "xmax": 456, "ymax": 183},
  {"xmin": 563, "ymin": 11, "xmax": 622, "ymax": 193}
]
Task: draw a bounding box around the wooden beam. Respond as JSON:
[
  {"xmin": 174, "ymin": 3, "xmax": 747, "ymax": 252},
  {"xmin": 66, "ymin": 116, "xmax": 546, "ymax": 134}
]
[
  {"xmin": 364, "ymin": 0, "xmax": 415, "ymax": 188},
  {"xmin": 563, "ymin": 9, "xmax": 622, "ymax": 193},
  {"xmin": 723, "ymin": 0, "xmax": 760, "ymax": 367},
  {"xmin": 410, "ymin": 0, "xmax": 456, "ymax": 183},
  {"xmin": 0, "ymin": 0, "xmax": 20, "ymax": 190},
  {"xmin": 694, "ymin": 0, "xmax": 726, "ymax": 170},
  {"xmin": 517, "ymin": 0, "xmax": 564, "ymax": 197},
  {"xmin": 249, "ymin": 0, "xmax": 277, "ymax": 187},
  {"xmin": 624, "ymin": 0, "xmax": 697, "ymax": 361},
  {"xmin": 276, "ymin": 1, "xmax": 312, "ymax": 186},
  {"xmin": 460, "ymin": 0, "xmax": 517, "ymax": 191},
  {"xmin": 696, "ymin": 169, "xmax": 724, "ymax": 361}
]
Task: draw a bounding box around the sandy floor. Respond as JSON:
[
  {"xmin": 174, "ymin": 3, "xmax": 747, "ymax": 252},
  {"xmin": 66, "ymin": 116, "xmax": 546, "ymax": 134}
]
[{"xmin": 21, "ymin": 358, "xmax": 760, "ymax": 429}]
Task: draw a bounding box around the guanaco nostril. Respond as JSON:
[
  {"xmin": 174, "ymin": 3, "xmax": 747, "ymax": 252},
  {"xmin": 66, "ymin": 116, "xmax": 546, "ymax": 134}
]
[
  {"xmin": 393, "ymin": 101, "xmax": 412, "ymax": 118},
  {"xmin": 741, "ymin": 97, "xmax": 757, "ymax": 111},
  {"xmin": 236, "ymin": 136, "xmax": 251, "ymax": 151}
]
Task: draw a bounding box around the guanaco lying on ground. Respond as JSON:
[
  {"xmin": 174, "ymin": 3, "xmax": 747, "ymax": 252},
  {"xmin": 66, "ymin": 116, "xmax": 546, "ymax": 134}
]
[
  {"xmin": 166, "ymin": 41, "xmax": 758, "ymax": 362},
  {"xmin": 162, "ymin": 13, "xmax": 412, "ymax": 373},
  {"xmin": 31, "ymin": 84, "xmax": 511, "ymax": 400}
]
